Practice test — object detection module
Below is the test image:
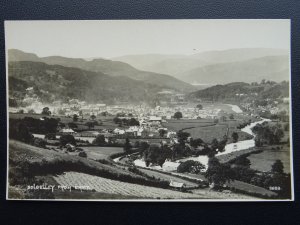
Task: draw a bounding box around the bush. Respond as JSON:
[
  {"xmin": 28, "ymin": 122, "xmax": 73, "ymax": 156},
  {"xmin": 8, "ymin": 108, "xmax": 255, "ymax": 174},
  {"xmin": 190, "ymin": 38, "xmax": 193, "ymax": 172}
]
[
  {"xmin": 33, "ymin": 138, "xmax": 47, "ymax": 148},
  {"xmin": 177, "ymin": 160, "xmax": 205, "ymax": 174},
  {"xmin": 45, "ymin": 133, "xmax": 56, "ymax": 140},
  {"xmin": 60, "ymin": 134, "xmax": 76, "ymax": 146},
  {"xmin": 78, "ymin": 151, "xmax": 87, "ymax": 158}
]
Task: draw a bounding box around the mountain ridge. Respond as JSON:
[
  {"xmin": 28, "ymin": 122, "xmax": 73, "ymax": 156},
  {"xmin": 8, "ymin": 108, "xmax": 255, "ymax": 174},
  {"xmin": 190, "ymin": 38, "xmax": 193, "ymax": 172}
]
[{"xmin": 8, "ymin": 49, "xmax": 194, "ymax": 93}]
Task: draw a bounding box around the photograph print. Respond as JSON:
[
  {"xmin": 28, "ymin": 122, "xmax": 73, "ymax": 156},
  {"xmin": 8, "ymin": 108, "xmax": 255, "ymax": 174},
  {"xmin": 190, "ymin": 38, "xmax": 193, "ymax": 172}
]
[{"xmin": 5, "ymin": 19, "xmax": 293, "ymax": 201}]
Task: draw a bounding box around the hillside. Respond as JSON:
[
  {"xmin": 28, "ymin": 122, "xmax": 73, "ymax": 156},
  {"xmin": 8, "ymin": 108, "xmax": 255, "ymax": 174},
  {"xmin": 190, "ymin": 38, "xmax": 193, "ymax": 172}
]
[
  {"xmin": 112, "ymin": 48, "xmax": 288, "ymax": 82},
  {"xmin": 182, "ymin": 55, "xmax": 289, "ymax": 84},
  {"xmin": 8, "ymin": 61, "xmax": 176, "ymax": 104},
  {"xmin": 8, "ymin": 49, "xmax": 194, "ymax": 92},
  {"xmin": 189, "ymin": 81, "xmax": 289, "ymax": 102}
]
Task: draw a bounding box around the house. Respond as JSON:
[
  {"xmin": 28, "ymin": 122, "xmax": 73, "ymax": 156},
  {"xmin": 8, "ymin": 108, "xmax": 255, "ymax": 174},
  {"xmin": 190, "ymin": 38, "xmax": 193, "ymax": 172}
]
[
  {"xmin": 149, "ymin": 116, "xmax": 162, "ymax": 122},
  {"xmin": 113, "ymin": 128, "xmax": 126, "ymax": 135},
  {"xmin": 60, "ymin": 128, "xmax": 76, "ymax": 135}
]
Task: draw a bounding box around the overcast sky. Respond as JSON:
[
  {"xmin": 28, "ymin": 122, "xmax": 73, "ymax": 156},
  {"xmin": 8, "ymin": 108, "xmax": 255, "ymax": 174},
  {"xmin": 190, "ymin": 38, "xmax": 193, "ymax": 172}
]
[{"xmin": 5, "ymin": 19, "xmax": 290, "ymax": 59}]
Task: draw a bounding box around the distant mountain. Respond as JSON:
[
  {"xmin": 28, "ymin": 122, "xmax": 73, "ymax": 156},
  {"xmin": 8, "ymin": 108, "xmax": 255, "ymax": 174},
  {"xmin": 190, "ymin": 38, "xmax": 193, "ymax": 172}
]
[
  {"xmin": 189, "ymin": 81, "xmax": 289, "ymax": 102},
  {"xmin": 112, "ymin": 48, "xmax": 289, "ymax": 82},
  {"xmin": 183, "ymin": 55, "xmax": 289, "ymax": 84},
  {"xmin": 8, "ymin": 61, "xmax": 182, "ymax": 104},
  {"xmin": 8, "ymin": 49, "xmax": 194, "ymax": 92}
]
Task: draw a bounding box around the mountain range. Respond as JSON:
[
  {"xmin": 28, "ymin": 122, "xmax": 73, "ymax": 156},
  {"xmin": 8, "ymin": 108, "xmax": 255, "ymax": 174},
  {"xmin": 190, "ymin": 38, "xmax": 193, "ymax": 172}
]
[
  {"xmin": 8, "ymin": 49, "xmax": 194, "ymax": 93},
  {"xmin": 113, "ymin": 48, "xmax": 289, "ymax": 84},
  {"xmin": 8, "ymin": 61, "xmax": 169, "ymax": 104}
]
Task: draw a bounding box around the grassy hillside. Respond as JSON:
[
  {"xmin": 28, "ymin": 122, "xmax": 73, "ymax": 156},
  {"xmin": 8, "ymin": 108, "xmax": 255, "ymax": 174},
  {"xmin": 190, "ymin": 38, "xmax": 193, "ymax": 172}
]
[
  {"xmin": 189, "ymin": 81, "xmax": 289, "ymax": 102},
  {"xmin": 8, "ymin": 61, "xmax": 172, "ymax": 104},
  {"xmin": 8, "ymin": 49, "xmax": 194, "ymax": 92}
]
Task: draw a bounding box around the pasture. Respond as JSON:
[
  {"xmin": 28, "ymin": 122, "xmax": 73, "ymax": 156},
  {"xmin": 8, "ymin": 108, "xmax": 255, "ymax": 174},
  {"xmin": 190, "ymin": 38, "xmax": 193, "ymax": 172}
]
[
  {"xmin": 53, "ymin": 172, "xmax": 208, "ymax": 199},
  {"xmin": 81, "ymin": 146, "xmax": 123, "ymax": 160},
  {"xmin": 162, "ymin": 119, "xmax": 214, "ymax": 132},
  {"xmin": 247, "ymin": 145, "xmax": 291, "ymax": 173}
]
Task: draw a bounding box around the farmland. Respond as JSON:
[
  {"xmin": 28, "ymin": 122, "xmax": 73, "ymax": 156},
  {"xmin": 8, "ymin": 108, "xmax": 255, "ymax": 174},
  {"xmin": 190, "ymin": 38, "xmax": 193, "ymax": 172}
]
[
  {"xmin": 81, "ymin": 146, "xmax": 123, "ymax": 160},
  {"xmin": 184, "ymin": 125, "xmax": 252, "ymax": 143},
  {"xmin": 162, "ymin": 119, "xmax": 215, "ymax": 132},
  {"xmin": 247, "ymin": 145, "xmax": 291, "ymax": 173},
  {"xmin": 53, "ymin": 172, "xmax": 206, "ymax": 199},
  {"xmin": 137, "ymin": 168, "xmax": 199, "ymax": 188}
]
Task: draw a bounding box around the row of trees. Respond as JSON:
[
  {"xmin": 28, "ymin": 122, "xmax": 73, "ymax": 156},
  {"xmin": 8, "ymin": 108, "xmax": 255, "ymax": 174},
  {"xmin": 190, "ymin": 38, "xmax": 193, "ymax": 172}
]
[{"xmin": 113, "ymin": 117, "xmax": 140, "ymax": 126}]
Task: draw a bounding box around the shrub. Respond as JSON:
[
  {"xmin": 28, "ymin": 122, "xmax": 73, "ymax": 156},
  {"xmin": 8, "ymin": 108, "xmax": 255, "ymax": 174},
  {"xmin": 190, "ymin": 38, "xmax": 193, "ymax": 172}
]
[
  {"xmin": 60, "ymin": 134, "xmax": 76, "ymax": 146},
  {"xmin": 33, "ymin": 138, "xmax": 47, "ymax": 148},
  {"xmin": 177, "ymin": 160, "xmax": 205, "ymax": 174},
  {"xmin": 45, "ymin": 133, "xmax": 56, "ymax": 140},
  {"xmin": 78, "ymin": 151, "xmax": 87, "ymax": 158}
]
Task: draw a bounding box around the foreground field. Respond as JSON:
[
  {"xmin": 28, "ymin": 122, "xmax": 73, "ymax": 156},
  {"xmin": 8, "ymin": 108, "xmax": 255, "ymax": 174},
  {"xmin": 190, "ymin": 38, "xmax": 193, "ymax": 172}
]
[{"xmin": 53, "ymin": 172, "xmax": 206, "ymax": 199}]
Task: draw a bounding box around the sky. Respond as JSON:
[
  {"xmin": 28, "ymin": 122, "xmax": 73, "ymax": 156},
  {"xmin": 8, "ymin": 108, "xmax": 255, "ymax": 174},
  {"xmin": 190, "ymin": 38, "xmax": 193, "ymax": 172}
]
[{"xmin": 5, "ymin": 19, "xmax": 290, "ymax": 59}]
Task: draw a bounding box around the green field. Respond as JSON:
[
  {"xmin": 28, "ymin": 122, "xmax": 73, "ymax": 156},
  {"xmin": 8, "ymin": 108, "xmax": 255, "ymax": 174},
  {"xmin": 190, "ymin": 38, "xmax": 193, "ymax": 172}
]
[
  {"xmin": 162, "ymin": 119, "xmax": 215, "ymax": 132},
  {"xmin": 9, "ymin": 112, "xmax": 120, "ymax": 131},
  {"xmin": 247, "ymin": 145, "xmax": 291, "ymax": 173},
  {"xmin": 138, "ymin": 168, "xmax": 199, "ymax": 188},
  {"xmin": 81, "ymin": 146, "xmax": 124, "ymax": 160}
]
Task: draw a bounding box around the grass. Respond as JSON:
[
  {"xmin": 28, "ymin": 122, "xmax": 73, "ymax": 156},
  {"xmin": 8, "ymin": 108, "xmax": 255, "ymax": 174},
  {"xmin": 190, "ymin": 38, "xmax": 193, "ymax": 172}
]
[
  {"xmin": 226, "ymin": 180, "xmax": 277, "ymax": 198},
  {"xmin": 162, "ymin": 119, "xmax": 214, "ymax": 132},
  {"xmin": 246, "ymin": 145, "xmax": 291, "ymax": 173},
  {"xmin": 53, "ymin": 172, "xmax": 208, "ymax": 199},
  {"xmin": 8, "ymin": 140, "xmax": 171, "ymax": 198},
  {"xmin": 81, "ymin": 146, "xmax": 124, "ymax": 160},
  {"xmin": 138, "ymin": 168, "xmax": 199, "ymax": 188}
]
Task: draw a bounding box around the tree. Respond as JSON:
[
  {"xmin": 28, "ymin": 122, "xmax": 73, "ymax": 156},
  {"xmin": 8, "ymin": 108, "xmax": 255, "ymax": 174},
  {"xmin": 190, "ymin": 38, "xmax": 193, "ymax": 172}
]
[
  {"xmin": 33, "ymin": 138, "xmax": 47, "ymax": 148},
  {"xmin": 28, "ymin": 109, "xmax": 35, "ymax": 114},
  {"xmin": 60, "ymin": 134, "xmax": 76, "ymax": 146},
  {"xmin": 85, "ymin": 121, "xmax": 95, "ymax": 129},
  {"xmin": 144, "ymin": 144, "xmax": 167, "ymax": 167},
  {"xmin": 190, "ymin": 138, "xmax": 203, "ymax": 148},
  {"xmin": 232, "ymin": 132, "xmax": 239, "ymax": 143},
  {"xmin": 177, "ymin": 160, "xmax": 205, "ymax": 174},
  {"xmin": 124, "ymin": 138, "xmax": 132, "ymax": 153},
  {"xmin": 177, "ymin": 131, "xmax": 190, "ymax": 145},
  {"xmin": 234, "ymin": 156, "xmax": 251, "ymax": 168},
  {"xmin": 272, "ymin": 160, "xmax": 284, "ymax": 174},
  {"xmin": 139, "ymin": 141, "xmax": 150, "ymax": 154},
  {"xmin": 173, "ymin": 111, "xmax": 183, "ymax": 120},
  {"xmin": 9, "ymin": 120, "xmax": 33, "ymax": 143},
  {"xmin": 41, "ymin": 107, "xmax": 51, "ymax": 115},
  {"xmin": 73, "ymin": 114, "xmax": 79, "ymax": 122},
  {"xmin": 196, "ymin": 104, "xmax": 203, "ymax": 110},
  {"xmin": 229, "ymin": 114, "xmax": 234, "ymax": 120},
  {"xmin": 159, "ymin": 129, "xmax": 166, "ymax": 137},
  {"xmin": 90, "ymin": 114, "xmax": 96, "ymax": 120},
  {"xmin": 92, "ymin": 135, "xmax": 106, "ymax": 146},
  {"xmin": 205, "ymin": 157, "xmax": 234, "ymax": 189},
  {"xmin": 45, "ymin": 133, "xmax": 56, "ymax": 140},
  {"xmin": 128, "ymin": 118, "xmax": 139, "ymax": 126},
  {"xmin": 68, "ymin": 122, "xmax": 78, "ymax": 129},
  {"xmin": 113, "ymin": 117, "xmax": 121, "ymax": 124}
]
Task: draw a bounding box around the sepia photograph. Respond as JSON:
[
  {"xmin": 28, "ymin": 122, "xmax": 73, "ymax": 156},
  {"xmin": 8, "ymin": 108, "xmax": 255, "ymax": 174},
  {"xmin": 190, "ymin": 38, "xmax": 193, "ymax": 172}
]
[{"xmin": 5, "ymin": 19, "xmax": 293, "ymax": 201}]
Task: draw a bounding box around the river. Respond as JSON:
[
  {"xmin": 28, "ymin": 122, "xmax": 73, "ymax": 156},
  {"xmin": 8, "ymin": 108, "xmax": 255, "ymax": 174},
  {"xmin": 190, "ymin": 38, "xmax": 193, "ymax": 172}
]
[{"xmin": 133, "ymin": 118, "xmax": 271, "ymax": 172}]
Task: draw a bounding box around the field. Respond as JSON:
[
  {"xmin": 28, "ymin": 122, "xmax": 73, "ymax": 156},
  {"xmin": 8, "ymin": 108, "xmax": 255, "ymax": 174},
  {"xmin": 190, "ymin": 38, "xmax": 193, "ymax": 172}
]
[
  {"xmin": 81, "ymin": 146, "xmax": 123, "ymax": 160},
  {"xmin": 247, "ymin": 145, "xmax": 291, "ymax": 173},
  {"xmin": 53, "ymin": 172, "xmax": 207, "ymax": 199},
  {"xmin": 162, "ymin": 119, "xmax": 214, "ymax": 132},
  {"xmin": 8, "ymin": 140, "xmax": 146, "ymax": 183},
  {"xmin": 9, "ymin": 113, "xmax": 120, "ymax": 131},
  {"xmin": 138, "ymin": 168, "xmax": 199, "ymax": 188}
]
